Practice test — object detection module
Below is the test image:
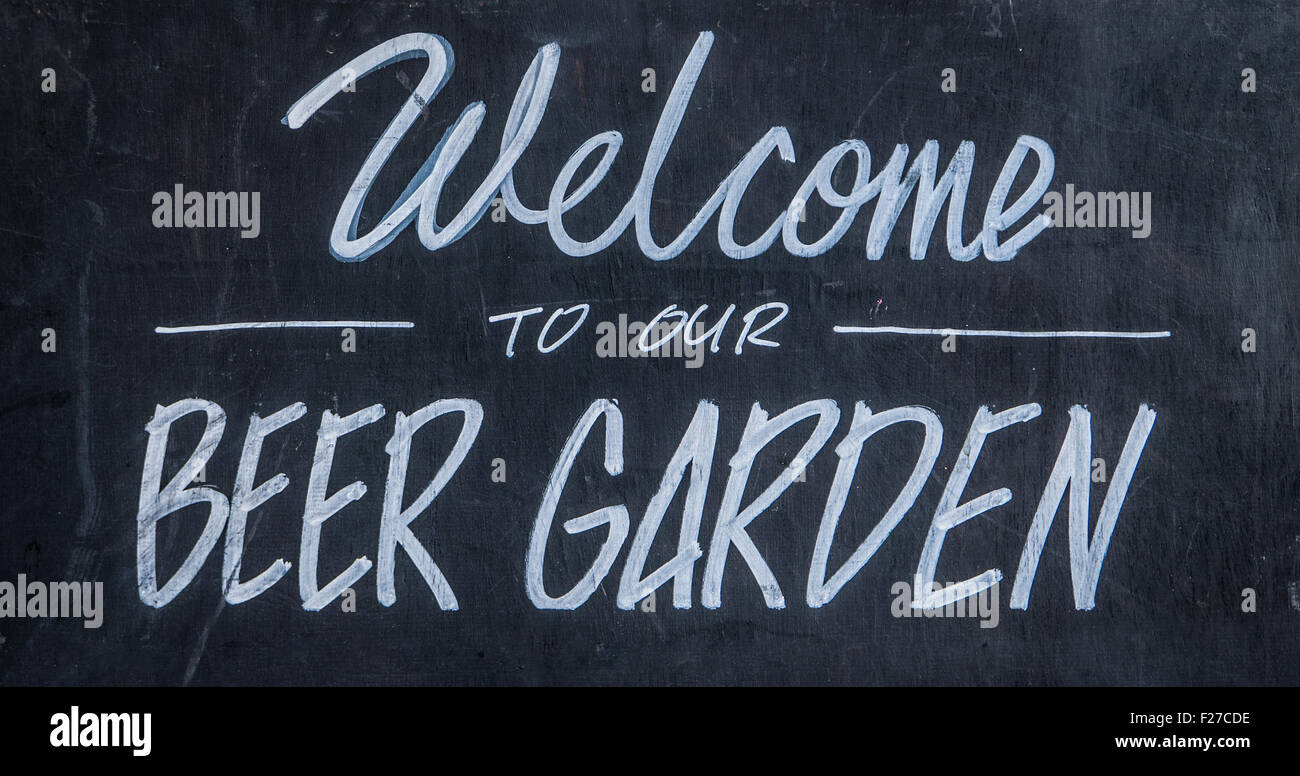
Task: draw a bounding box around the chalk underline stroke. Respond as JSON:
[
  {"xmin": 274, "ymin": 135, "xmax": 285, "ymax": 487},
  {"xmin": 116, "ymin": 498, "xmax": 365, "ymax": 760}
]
[
  {"xmin": 155, "ymin": 321, "xmax": 414, "ymax": 334},
  {"xmin": 833, "ymin": 326, "xmax": 1171, "ymax": 339}
]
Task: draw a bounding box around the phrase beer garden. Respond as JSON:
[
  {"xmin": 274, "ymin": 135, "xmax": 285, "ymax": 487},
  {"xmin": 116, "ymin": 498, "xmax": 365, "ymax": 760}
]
[{"xmin": 137, "ymin": 397, "xmax": 1154, "ymax": 614}]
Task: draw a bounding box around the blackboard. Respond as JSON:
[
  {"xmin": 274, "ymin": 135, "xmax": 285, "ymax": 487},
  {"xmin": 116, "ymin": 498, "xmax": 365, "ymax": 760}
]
[{"xmin": 2, "ymin": 0, "xmax": 1297, "ymax": 686}]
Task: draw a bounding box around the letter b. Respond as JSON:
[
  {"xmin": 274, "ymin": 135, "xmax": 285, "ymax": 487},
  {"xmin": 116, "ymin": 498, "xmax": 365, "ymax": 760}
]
[{"xmin": 137, "ymin": 399, "xmax": 230, "ymax": 607}]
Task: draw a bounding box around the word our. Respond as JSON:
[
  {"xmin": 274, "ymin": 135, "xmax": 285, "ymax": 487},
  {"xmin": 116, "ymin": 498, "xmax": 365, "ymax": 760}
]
[
  {"xmin": 151, "ymin": 184, "xmax": 261, "ymax": 238},
  {"xmin": 283, "ymin": 31, "xmax": 1055, "ymax": 263},
  {"xmin": 136, "ymin": 397, "xmax": 1153, "ymax": 614}
]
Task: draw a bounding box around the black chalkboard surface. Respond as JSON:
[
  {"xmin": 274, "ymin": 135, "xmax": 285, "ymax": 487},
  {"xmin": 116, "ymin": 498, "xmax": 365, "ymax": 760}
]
[{"xmin": 1, "ymin": 0, "xmax": 1296, "ymax": 686}]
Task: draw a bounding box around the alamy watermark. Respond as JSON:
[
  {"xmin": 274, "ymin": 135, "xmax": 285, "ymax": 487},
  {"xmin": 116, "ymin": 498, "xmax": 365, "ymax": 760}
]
[
  {"xmin": 50, "ymin": 706, "xmax": 151, "ymax": 756},
  {"xmin": 595, "ymin": 314, "xmax": 706, "ymax": 368},
  {"xmin": 151, "ymin": 183, "xmax": 260, "ymax": 238},
  {"xmin": 890, "ymin": 580, "xmax": 1000, "ymax": 628},
  {"xmin": 0, "ymin": 575, "xmax": 103, "ymax": 628},
  {"xmin": 1042, "ymin": 185, "xmax": 1151, "ymax": 238}
]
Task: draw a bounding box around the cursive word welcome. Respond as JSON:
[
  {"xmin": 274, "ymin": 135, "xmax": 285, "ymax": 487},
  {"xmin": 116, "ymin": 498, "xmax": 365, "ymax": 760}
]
[{"xmin": 283, "ymin": 31, "xmax": 1056, "ymax": 263}]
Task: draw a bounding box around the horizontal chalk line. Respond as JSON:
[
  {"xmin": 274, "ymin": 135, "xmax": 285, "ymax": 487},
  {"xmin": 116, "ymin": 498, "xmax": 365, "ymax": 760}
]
[
  {"xmin": 156, "ymin": 321, "xmax": 414, "ymax": 334},
  {"xmin": 833, "ymin": 326, "xmax": 1171, "ymax": 339}
]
